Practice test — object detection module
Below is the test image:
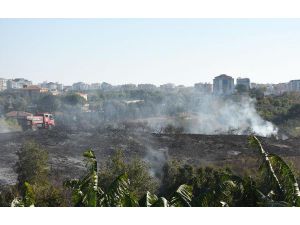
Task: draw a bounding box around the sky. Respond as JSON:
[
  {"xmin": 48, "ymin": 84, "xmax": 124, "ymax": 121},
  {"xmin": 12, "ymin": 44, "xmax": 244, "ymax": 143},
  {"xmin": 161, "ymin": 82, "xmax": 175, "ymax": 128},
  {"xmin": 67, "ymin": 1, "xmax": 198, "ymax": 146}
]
[{"xmin": 0, "ymin": 18, "xmax": 300, "ymax": 86}]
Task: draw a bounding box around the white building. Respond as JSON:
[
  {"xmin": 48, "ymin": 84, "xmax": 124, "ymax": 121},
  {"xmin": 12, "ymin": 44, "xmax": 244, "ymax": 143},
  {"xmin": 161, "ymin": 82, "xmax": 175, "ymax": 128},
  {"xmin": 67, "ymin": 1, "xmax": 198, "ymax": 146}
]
[
  {"xmin": 40, "ymin": 81, "xmax": 64, "ymax": 92},
  {"xmin": 288, "ymin": 80, "xmax": 300, "ymax": 92},
  {"xmin": 7, "ymin": 78, "xmax": 32, "ymax": 89},
  {"xmin": 0, "ymin": 78, "xmax": 7, "ymax": 91},
  {"xmin": 213, "ymin": 74, "xmax": 235, "ymax": 95}
]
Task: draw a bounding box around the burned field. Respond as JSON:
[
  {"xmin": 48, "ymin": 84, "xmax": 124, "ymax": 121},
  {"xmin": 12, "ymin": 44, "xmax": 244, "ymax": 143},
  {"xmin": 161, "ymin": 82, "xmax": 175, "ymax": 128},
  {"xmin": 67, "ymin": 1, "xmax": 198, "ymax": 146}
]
[{"xmin": 1, "ymin": 127, "xmax": 300, "ymax": 186}]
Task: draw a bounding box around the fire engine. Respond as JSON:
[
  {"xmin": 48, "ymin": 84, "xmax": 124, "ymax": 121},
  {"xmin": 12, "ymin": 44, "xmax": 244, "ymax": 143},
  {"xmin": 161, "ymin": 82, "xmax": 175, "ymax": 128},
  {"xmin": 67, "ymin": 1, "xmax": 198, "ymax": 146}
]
[{"xmin": 19, "ymin": 112, "xmax": 55, "ymax": 130}]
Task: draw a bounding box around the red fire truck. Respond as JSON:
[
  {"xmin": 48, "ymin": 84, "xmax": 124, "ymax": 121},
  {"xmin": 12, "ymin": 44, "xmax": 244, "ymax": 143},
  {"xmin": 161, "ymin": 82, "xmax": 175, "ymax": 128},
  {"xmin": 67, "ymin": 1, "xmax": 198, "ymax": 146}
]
[{"xmin": 25, "ymin": 113, "xmax": 55, "ymax": 130}]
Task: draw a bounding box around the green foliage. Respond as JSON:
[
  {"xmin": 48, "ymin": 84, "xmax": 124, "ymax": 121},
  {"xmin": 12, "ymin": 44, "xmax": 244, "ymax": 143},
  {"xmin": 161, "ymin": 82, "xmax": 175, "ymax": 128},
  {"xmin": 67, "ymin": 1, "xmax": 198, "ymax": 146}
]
[
  {"xmin": 248, "ymin": 135, "xmax": 300, "ymax": 206},
  {"xmin": 14, "ymin": 140, "xmax": 49, "ymax": 186},
  {"xmin": 65, "ymin": 149, "xmax": 101, "ymax": 207},
  {"xmin": 11, "ymin": 182, "xmax": 35, "ymax": 207},
  {"xmin": 139, "ymin": 191, "xmax": 158, "ymax": 207},
  {"xmin": 170, "ymin": 184, "xmax": 193, "ymax": 207},
  {"xmin": 151, "ymin": 197, "xmax": 169, "ymax": 207},
  {"xmin": 102, "ymin": 174, "xmax": 138, "ymax": 207},
  {"xmin": 235, "ymin": 84, "xmax": 248, "ymax": 94},
  {"xmin": 65, "ymin": 150, "xmax": 140, "ymax": 207},
  {"xmin": 3, "ymin": 135, "xmax": 300, "ymax": 207},
  {"xmin": 98, "ymin": 150, "xmax": 158, "ymax": 199},
  {"xmin": 36, "ymin": 94, "xmax": 61, "ymax": 112},
  {"xmin": 12, "ymin": 140, "xmax": 64, "ymax": 207},
  {"xmin": 23, "ymin": 182, "xmax": 35, "ymax": 206},
  {"xmin": 62, "ymin": 93, "xmax": 86, "ymax": 106}
]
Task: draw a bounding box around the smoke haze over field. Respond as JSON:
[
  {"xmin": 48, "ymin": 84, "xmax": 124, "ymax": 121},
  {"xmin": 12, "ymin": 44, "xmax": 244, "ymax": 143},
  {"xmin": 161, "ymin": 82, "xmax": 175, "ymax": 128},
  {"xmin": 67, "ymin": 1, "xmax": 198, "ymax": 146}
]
[
  {"xmin": 142, "ymin": 95, "xmax": 278, "ymax": 137},
  {"xmin": 191, "ymin": 96, "xmax": 278, "ymax": 137}
]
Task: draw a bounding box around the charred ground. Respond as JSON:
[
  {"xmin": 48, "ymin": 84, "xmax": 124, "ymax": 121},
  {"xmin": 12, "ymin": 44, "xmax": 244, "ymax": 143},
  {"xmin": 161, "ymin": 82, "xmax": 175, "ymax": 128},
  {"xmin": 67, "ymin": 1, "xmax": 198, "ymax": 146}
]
[{"xmin": 1, "ymin": 126, "xmax": 300, "ymax": 186}]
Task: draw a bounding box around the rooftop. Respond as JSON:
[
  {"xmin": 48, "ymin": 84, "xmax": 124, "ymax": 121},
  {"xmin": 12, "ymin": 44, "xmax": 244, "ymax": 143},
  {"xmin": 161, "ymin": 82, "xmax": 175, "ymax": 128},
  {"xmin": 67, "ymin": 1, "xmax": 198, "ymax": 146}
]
[{"xmin": 214, "ymin": 74, "xmax": 233, "ymax": 79}]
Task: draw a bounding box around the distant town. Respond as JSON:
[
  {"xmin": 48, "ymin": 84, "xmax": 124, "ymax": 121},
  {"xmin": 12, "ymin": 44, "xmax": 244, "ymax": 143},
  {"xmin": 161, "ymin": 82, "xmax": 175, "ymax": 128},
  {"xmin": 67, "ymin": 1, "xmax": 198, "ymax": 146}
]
[{"xmin": 0, "ymin": 75, "xmax": 300, "ymax": 98}]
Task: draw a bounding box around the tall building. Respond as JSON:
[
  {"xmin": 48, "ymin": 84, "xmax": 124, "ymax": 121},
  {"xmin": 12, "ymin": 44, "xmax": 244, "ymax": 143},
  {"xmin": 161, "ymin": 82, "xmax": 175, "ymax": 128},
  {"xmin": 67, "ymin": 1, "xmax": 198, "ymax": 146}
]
[
  {"xmin": 213, "ymin": 74, "xmax": 234, "ymax": 95},
  {"xmin": 0, "ymin": 78, "xmax": 7, "ymax": 91},
  {"xmin": 288, "ymin": 80, "xmax": 300, "ymax": 92},
  {"xmin": 236, "ymin": 77, "xmax": 250, "ymax": 90}
]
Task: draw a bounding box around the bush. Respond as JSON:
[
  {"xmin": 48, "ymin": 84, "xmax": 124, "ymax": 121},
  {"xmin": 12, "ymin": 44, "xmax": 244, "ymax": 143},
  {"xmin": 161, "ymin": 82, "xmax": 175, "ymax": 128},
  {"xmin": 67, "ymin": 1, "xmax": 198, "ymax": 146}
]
[
  {"xmin": 98, "ymin": 150, "xmax": 158, "ymax": 199},
  {"xmin": 15, "ymin": 140, "xmax": 49, "ymax": 186}
]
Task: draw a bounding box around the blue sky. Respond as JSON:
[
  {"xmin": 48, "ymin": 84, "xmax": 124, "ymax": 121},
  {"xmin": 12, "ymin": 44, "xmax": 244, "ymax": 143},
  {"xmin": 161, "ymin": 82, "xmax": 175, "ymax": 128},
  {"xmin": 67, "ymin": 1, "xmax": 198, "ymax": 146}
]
[{"xmin": 0, "ymin": 18, "xmax": 300, "ymax": 85}]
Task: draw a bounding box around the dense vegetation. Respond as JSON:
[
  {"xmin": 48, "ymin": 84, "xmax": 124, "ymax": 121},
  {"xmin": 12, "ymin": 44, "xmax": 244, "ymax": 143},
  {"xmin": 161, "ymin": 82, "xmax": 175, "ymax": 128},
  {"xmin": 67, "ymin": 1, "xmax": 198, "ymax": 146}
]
[{"xmin": 1, "ymin": 136, "xmax": 299, "ymax": 207}]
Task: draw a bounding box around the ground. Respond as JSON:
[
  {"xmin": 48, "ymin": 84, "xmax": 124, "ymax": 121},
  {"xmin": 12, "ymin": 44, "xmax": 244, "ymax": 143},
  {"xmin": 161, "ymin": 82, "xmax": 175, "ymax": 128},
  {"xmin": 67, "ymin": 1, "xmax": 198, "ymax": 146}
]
[{"xmin": 1, "ymin": 127, "xmax": 300, "ymax": 185}]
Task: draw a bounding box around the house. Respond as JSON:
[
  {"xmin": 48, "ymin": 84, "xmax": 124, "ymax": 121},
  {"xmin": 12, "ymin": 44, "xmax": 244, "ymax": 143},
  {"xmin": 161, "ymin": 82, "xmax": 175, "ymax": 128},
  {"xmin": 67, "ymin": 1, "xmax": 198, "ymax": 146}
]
[
  {"xmin": 20, "ymin": 85, "xmax": 48, "ymax": 99},
  {"xmin": 7, "ymin": 78, "xmax": 32, "ymax": 89}
]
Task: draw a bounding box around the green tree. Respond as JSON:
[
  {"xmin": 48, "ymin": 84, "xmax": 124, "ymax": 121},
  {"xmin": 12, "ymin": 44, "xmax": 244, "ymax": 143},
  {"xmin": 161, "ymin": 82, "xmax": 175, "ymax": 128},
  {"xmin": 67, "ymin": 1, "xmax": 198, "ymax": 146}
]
[
  {"xmin": 36, "ymin": 94, "xmax": 61, "ymax": 112},
  {"xmin": 62, "ymin": 93, "xmax": 86, "ymax": 106},
  {"xmin": 98, "ymin": 150, "xmax": 158, "ymax": 198},
  {"xmin": 235, "ymin": 84, "xmax": 248, "ymax": 94},
  {"xmin": 15, "ymin": 140, "xmax": 49, "ymax": 186}
]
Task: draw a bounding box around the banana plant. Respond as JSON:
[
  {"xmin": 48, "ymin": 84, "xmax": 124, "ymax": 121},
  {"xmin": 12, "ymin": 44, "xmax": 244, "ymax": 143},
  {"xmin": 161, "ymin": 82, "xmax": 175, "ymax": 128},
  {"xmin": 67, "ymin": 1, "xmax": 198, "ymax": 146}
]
[
  {"xmin": 248, "ymin": 135, "xmax": 300, "ymax": 206},
  {"xmin": 64, "ymin": 149, "xmax": 103, "ymax": 207},
  {"xmin": 102, "ymin": 173, "xmax": 138, "ymax": 207},
  {"xmin": 139, "ymin": 184, "xmax": 193, "ymax": 207},
  {"xmin": 65, "ymin": 150, "xmax": 138, "ymax": 207},
  {"xmin": 139, "ymin": 192, "xmax": 168, "ymax": 207},
  {"xmin": 192, "ymin": 170, "xmax": 244, "ymax": 207},
  {"xmin": 170, "ymin": 184, "xmax": 193, "ymax": 207},
  {"xmin": 139, "ymin": 191, "xmax": 158, "ymax": 207}
]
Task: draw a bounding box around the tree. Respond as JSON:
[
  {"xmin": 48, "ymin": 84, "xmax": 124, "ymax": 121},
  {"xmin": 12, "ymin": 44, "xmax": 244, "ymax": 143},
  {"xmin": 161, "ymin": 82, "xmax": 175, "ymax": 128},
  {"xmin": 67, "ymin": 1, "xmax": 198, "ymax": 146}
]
[
  {"xmin": 64, "ymin": 150, "xmax": 139, "ymax": 207},
  {"xmin": 98, "ymin": 150, "xmax": 158, "ymax": 199},
  {"xmin": 235, "ymin": 84, "xmax": 248, "ymax": 94},
  {"xmin": 286, "ymin": 104, "xmax": 300, "ymax": 119},
  {"xmin": 62, "ymin": 93, "xmax": 86, "ymax": 106},
  {"xmin": 36, "ymin": 94, "xmax": 61, "ymax": 112},
  {"xmin": 14, "ymin": 140, "xmax": 49, "ymax": 186}
]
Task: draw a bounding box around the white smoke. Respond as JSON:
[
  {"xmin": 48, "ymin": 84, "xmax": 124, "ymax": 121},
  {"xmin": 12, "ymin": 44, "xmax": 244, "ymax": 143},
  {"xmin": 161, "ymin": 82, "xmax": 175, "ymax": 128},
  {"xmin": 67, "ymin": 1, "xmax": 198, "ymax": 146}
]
[
  {"xmin": 143, "ymin": 147, "xmax": 168, "ymax": 178},
  {"xmin": 189, "ymin": 95, "xmax": 278, "ymax": 137}
]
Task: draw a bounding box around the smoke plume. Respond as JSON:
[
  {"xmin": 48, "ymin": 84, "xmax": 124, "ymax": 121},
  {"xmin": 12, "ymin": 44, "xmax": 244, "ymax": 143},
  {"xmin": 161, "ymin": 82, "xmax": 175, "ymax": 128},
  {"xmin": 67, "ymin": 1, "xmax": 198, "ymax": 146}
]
[{"xmin": 190, "ymin": 95, "xmax": 278, "ymax": 137}]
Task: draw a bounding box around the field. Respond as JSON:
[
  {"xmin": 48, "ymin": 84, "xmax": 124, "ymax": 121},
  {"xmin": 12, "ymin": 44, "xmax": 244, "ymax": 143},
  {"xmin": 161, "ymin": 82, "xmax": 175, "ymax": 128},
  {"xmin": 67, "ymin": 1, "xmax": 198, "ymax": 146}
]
[{"xmin": 1, "ymin": 126, "xmax": 300, "ymax": 186}]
